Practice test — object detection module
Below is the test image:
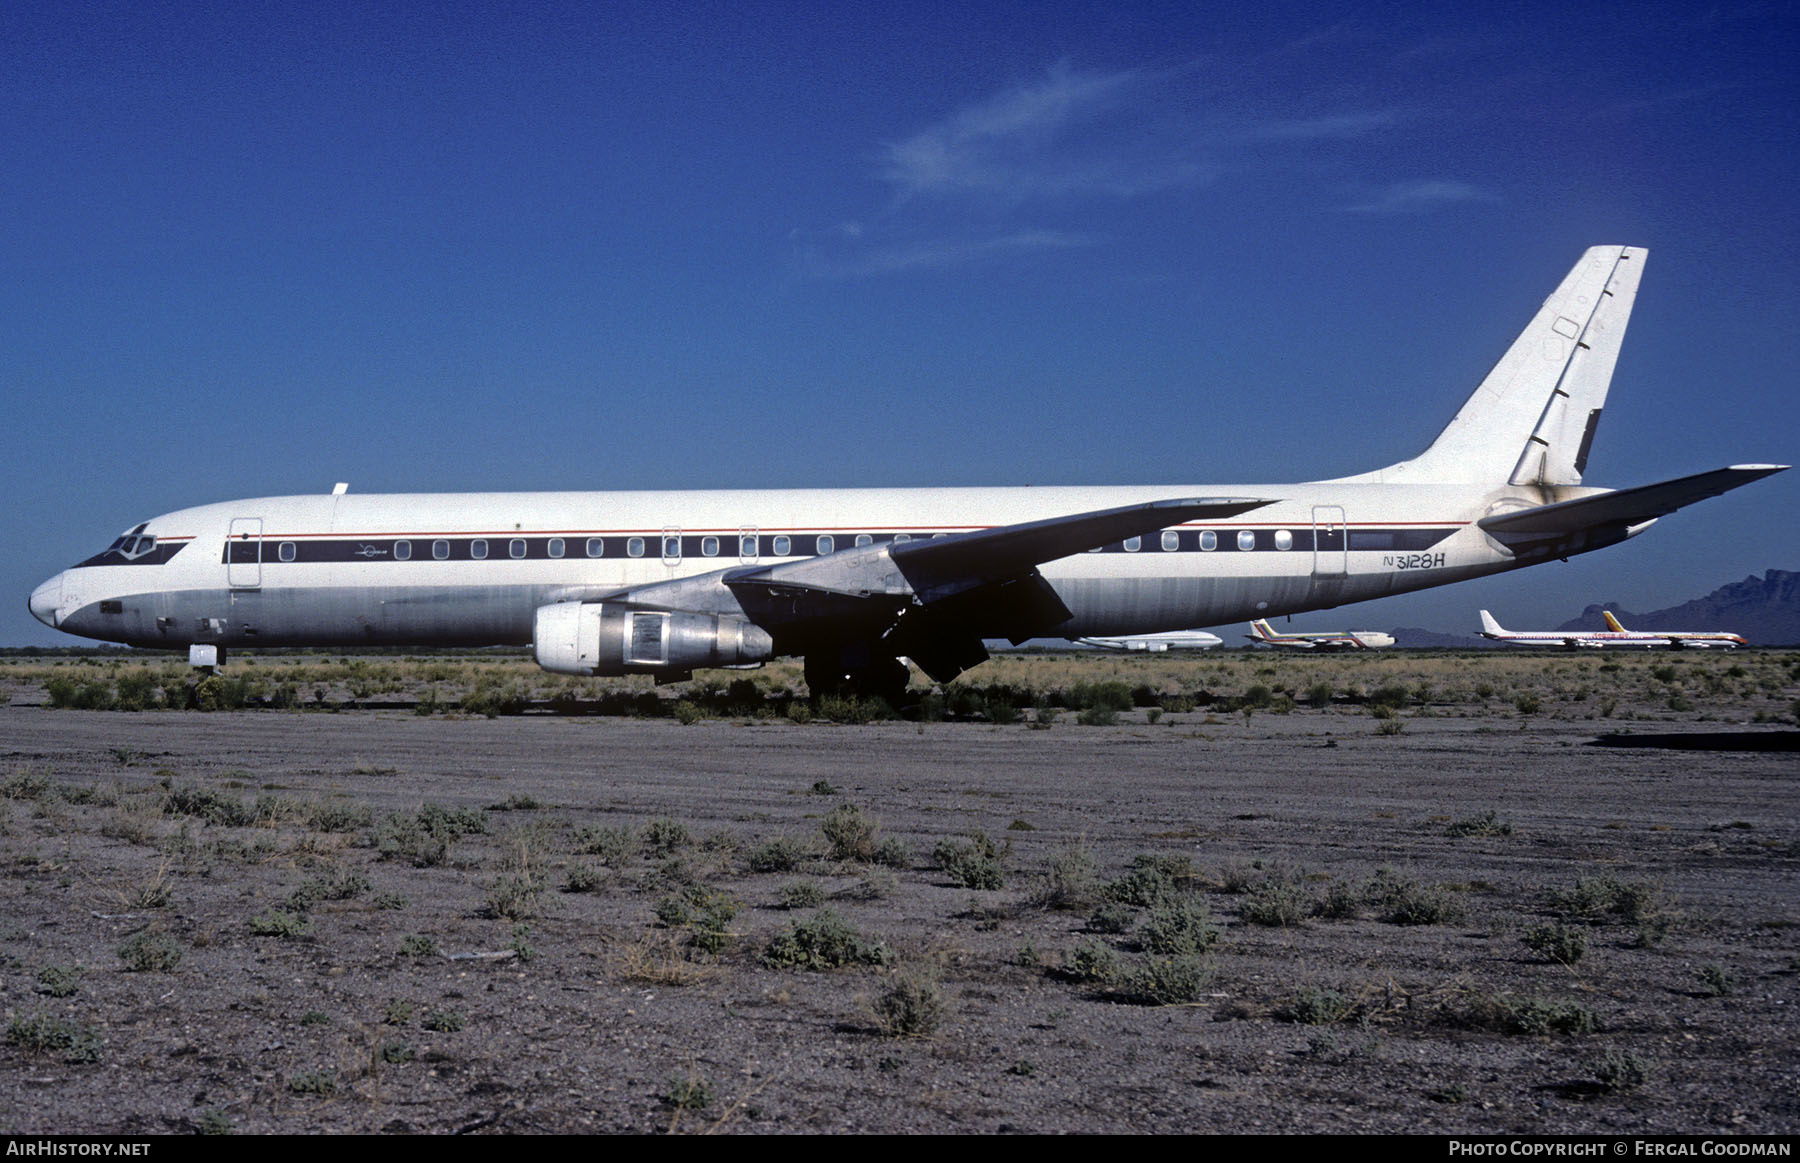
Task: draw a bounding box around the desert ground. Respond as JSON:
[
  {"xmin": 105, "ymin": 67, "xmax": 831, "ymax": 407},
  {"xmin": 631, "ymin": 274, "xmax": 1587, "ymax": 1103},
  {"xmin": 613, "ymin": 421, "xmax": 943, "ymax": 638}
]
[{"xmin": 0, "ymin": 649, "xmax": 1794, "ymax": 1134}]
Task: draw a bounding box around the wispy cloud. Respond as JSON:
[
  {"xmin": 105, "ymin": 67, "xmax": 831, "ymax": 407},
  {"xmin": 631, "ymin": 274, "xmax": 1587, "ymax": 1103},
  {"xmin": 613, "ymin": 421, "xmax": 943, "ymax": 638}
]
[
  {"xmin": 877, "ymin": 66, "xmax": 1202, "ymax": 203},
  {"xmin": 806, "ymin": 61, "xmax": 1446, "ymax": 276},
  {"xmin": 1343, "ymin": 180, "xmax": 1498, "ymax": 214}
]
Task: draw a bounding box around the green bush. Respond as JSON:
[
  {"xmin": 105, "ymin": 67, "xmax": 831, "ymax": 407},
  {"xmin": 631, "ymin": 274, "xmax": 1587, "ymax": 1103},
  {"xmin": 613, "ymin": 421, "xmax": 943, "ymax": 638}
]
[
  {"xmin": 1523, "ymin": 923, "xmax": 1587, "ymax": 966},
  {"xmin": 1031, "ymin": 841, "xmax": 1100, "ymax": 911},
  {"xmin": 764, "ymin": 908, "xmax": 892, "ymax": 970},
  {"xmin": 1116, "ymin": 954, "xmax": 1213, "ymax": 1005},
  {"xmin": 1283, "ymin": 986, "xmax": 1355, "ymax": 1025},
  {"xmin": 288, "ymin": 1070, "xmax": 340, "ymax": 1096},
  {"xmin": 747, "ymin": 835, "xmax": 810, "ymax": 873},
  {"xmin": 1054, "ymin": 938, "xmax": 1121, "ymax": 984},
  {"xmin": 118, "ymin": 931, "xmax": 182, "ymax": 972},
  {"xmin": 1239, "ymin": 879, "xmax": 1311, "ymax": 927},
  {"xmin": 1590, "ymin": 1050, "xmax": 1651, "ymax": 1094},
  {"xmin": 248, "ymin": 909, "xmax": 313, "ymax": 939},
  {"xmin": 7, "ymin": 1013, "xmax": 102, "ymax": 1063},
  {"xmin": 777, "ymin": 881, "xmax": 826, "ymax": 909},
  {"xmin": 398, "ymin": 934, "xmax": 441, "ymax": 958},
  {"xmin": 34, "ymin": 965, "xmax": 81, "ymax": 998},
  {"xmin": 820, "ymin": 804, "xmax": 902, "ymax": 863},
  {"xmin": 1140, "ymin": 897, "xmax": 1220, "ymax": 956},
  {"xmin": 1108, "ymin": 854, "xmax": 1195, "ymax": 907},
  {"xmin": 1454, "ymin": 994, "xmax": 1598, "ymax": 1036},
  {"xmin": 662, "ymin": 1074, "xmax": 714, "ymax": 1111},
  {"xmin": 933, "ymin": 831, "xmax": 1005, "ymax": 889},
  {"xmin": 874, "ymin": 969, "xmax": 947, "ymax": 1037},
  {"xmin": 643, "ymin": 817, "xmax": 691, "ymax": 855},
  {"xmin": 573, "ymin": 823, "xmax": 638, "ymax": 865}
]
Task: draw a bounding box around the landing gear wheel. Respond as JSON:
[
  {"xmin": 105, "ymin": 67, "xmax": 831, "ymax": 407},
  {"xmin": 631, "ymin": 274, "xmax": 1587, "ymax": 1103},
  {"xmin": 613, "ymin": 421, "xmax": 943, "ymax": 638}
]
[
  {"xmin": 803, "ymin": 654, "xmax": 848, "ymax": 701},
  {"xmin": 804, "ymin": 653, "xmax": 910, "ymax": 708},
  {"xmin": 850, "ymin": 657, "xmax": 910, "ymax": 709}
]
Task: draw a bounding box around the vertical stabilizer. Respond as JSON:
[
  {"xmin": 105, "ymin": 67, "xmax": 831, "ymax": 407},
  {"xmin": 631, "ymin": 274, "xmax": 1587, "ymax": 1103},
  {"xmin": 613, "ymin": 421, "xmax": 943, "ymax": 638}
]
[
  {"xmin": 1351, "ymin": 246, "xmax": 1645, "ymax": 485},
  {"xmin": 1478, "ymin": 610, "xmax": 1506, "ymax": 637}
]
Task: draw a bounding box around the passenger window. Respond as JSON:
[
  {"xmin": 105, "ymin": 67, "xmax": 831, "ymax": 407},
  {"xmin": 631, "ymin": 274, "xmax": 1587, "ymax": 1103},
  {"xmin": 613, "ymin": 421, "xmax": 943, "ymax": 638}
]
[
  {"xmin": 893, "ymin": 533, "xmax": 911, "ymax": 544},
  {"xmin": 740, "ymin": 534, "xmax": 757, "ymax": 557},
  {"xmin": 1161, "ymin": 530, "xmax": 1180, "ymax": 552},
  {"xmin": 773, "ymin": 535, "xmax": 791, "ymax": 556},
  {"xmin": 1237, "ymin": 530, "xmax": 1256, "ymax": 551},
  {"xmin": 278, "ymin": 542, "xmax": 296, "ymax": 562},
  {"xmin": 855, "ymin": 534, "xmax": 872, "ymax": 547},
  {"xmin": 701, "ymin": 536, "xmax": 719, "ymax": 557},
  {"xmin": 395, "ymin": 540, "xmax": 412, "ymax": 561},
  {"xmin": 816, "ymin": 535, "xmax": 834, "ymax": 554},
  {"xmin": 510, "ymin": 539, "xmax": 526, "ymax": 559},
  {"xmin": 548, "ymin": 538, "xmax": 565, "ymax": 559},
  {"xmin": 433, "ymin": 539, "xmax": 449, "ymax": 560},
  {"xmin": 585, "ymin": 538, "xmax": 604, "ymax": 558},
  {"xmin": 1123, "ymin": 536, "xmax": 1141, "ymax": 553},
  {"xmin": 1274, "ymin": 529, "xmax": 1293, "ymax": 551},
  {"xmin": 627, "ymin": 537, "xmax": 645, "ymax": 558},
  {"xmin": 471, "ymin": 539, "xmax": 488, "ymax": 560},
  {"xmin": 1200, "ymin": 531, "xmax": 1216, "ymax": 551},
  {"xmin": 663, "ymin": 537, "xmax": 681, "ymax": 559}
]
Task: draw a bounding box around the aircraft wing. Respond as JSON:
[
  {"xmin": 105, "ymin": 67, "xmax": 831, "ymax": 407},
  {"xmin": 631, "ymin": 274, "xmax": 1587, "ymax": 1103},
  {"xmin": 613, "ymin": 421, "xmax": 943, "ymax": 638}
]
[
  {"xmin": 721, "ymin": 496, "xmax": 1269, "ymax": 678},
  {"xmin": 1479, "ymin": 465, "xmax": 1787, "ymax": 536},
  {"xmin": 885, "ymin": 497, "xmax": 1268, "ymax": 601}
]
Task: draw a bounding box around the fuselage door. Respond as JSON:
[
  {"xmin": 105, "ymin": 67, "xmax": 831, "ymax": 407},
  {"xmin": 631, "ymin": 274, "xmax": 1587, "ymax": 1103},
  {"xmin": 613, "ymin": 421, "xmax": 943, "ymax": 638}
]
[
  {"xmin": 1311, "ymin": 506, "xmax": 1347, "ymax": 578},
  {"xmin": 227, "ymin": 518, "xmax": 263, "ymax": 589}
]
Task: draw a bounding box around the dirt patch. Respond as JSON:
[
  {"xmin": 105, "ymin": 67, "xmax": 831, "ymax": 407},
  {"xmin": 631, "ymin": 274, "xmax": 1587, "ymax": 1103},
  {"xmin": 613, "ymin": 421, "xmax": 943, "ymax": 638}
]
[{"xmin": 0, "ymin": 698, "xmax": 1794, "ymax": 1134}]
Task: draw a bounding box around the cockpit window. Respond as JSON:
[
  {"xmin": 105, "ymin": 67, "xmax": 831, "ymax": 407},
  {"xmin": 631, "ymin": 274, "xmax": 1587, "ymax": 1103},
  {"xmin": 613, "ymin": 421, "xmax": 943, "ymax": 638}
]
[{"xmin": 106, "ymin": 533, "xmax": 157, "ymax": 560}]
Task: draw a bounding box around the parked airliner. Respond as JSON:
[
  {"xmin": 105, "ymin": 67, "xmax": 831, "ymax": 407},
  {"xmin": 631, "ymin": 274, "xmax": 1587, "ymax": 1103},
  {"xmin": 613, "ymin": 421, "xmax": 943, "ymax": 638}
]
[
  {"xmin": 1478, "ymin": 609, "xmax": 1747, "ymax": 650},
  {"xmin": 28, "ymin": 246, "xmax": 1786, "ymax": 702},
  {"xmin": 1244, "ymin": 619, "xmax": 1394, "ymax": 651},
  {"xmin": 1073, "ymin": 630, "xmax": 1223, "ymax": 652}
]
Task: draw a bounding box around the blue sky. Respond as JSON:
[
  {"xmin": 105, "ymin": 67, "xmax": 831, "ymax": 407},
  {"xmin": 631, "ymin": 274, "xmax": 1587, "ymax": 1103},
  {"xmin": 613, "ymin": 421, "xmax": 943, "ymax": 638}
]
[{"xmin": 5, "ymin": 1, "xmax": 1796, "ymax": 646}]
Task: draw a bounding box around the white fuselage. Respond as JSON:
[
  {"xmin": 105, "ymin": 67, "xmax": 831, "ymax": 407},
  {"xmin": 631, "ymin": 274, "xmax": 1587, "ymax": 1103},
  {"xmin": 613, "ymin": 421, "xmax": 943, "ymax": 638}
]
[
  {"xmin": 1480, "ymin": 629, "xmax": 1744, "ymax": 649},
  {"xmin": 30, "ymin": 477, "xmax": 1621, "ymax": 656}
]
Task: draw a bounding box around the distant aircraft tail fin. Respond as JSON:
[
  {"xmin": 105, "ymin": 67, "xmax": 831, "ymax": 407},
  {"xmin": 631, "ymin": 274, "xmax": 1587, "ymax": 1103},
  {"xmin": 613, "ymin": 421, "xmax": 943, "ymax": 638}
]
[
  {"xmin": 1349, "ymin": 246, "xmax": 1646, "ymax": 485},
  {"xmin": 1602, "ymin": 610, "xmax": 1627, "ymax": 633},
  {"xmin": 1478, "ymin": 609, "xmax": 1507, "ymax": 637},
  {"xmin": 1247, "ymin": 619, "xmax": 1275, "ymax": 642}
]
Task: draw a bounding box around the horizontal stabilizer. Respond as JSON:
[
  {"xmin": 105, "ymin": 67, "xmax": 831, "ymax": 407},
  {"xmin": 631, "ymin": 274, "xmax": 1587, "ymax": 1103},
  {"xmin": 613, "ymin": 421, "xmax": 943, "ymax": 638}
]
[{"xmin": 1478, "ymin": 465, "xmax": 1788, "ymax": 536}]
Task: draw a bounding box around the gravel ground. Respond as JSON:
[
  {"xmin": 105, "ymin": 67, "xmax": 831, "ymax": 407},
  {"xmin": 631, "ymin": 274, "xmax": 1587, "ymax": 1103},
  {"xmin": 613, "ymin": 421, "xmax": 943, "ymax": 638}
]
[{"xmin": 0, "ymin": 695, "xmax": 1794, "ymax": 1134}]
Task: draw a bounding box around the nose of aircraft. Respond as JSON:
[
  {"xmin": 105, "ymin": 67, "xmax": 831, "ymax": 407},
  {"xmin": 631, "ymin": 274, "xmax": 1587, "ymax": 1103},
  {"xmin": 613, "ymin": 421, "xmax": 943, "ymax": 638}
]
[{"xmin": 29, "ymin": 574, "xmax": 63, "ymax": 628}]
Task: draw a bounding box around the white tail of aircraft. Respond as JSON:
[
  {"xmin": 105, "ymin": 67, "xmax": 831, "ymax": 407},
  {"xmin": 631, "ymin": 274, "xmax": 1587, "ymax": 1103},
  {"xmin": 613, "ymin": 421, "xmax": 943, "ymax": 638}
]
[{"xmin": 1348, "ymin": 246, "xmax": 1644, "ymax": 487}]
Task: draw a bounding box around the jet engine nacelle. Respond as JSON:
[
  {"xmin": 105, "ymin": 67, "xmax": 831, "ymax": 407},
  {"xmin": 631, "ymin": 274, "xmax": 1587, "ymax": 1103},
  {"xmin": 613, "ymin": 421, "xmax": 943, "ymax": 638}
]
[{"xmin": 533, "ymin": 602, "xmax": 775, "ymax": 677}]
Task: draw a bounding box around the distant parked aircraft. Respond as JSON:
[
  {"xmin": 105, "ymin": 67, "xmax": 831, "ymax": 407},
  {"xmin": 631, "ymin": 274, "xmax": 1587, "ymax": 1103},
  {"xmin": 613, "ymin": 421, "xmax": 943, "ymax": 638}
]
[
  {"xmin": 1478, "ymin": 609, "xmax": 1745, "ymax": 649},
  {"xmin": 1245, "ymin": 619, "xmax": 1394, "ymax": 651},
  {"xmin": 1073, "ymin": 630, "xmax": 1222, "ymax": 652}
]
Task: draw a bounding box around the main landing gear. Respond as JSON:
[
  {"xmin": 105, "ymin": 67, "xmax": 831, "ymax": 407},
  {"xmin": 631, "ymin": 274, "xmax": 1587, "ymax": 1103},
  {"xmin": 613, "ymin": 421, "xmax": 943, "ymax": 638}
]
[{"xmin": 803, "ymin": 653, "xmax": 910, "ymax": 708}]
